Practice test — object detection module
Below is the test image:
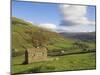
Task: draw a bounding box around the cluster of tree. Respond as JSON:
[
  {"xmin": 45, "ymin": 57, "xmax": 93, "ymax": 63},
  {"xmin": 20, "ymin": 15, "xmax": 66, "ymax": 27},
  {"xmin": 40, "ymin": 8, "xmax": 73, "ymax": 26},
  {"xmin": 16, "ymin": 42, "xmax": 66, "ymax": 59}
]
[
  {"xmin": 25, "ymin": 29, "xmax": 49, "ymax": 48},
  {"xmin": 73, "ymin": 41, "xmax": 89, "ymax": 52}
]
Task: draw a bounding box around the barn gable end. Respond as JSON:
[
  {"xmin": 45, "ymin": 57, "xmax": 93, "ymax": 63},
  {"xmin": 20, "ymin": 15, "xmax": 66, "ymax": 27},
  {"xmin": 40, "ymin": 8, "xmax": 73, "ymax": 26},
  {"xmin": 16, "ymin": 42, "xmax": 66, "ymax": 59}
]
[{"xmin": 24, "ymin": 47, "xmax": 47, "ymax": 64}]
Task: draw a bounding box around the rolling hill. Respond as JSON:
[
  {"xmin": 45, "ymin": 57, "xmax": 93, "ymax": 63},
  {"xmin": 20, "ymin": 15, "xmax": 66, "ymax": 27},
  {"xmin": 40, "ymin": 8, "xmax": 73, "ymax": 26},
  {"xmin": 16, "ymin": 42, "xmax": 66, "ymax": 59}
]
[
  {"xmin": 12, "ymin": 17, "xmax": 96, "ymax": 57},
  {"xmin": 60, "ymin": 32, "xmax": 96, "ymax": 42},
  {"xmin": 12, "ymin": 17, "xmax": 96, "ymax": 74},
  {"xmin": 12, "ymin": 17, "xmax": 74, "ymax": 53}
]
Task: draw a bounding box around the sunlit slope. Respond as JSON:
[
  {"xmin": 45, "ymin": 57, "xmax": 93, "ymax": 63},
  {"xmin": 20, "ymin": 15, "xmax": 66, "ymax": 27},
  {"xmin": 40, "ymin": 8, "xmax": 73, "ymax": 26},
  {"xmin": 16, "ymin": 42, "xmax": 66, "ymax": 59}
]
[{"xmin": 12, "ymin": 17, "xmax": 74, "ymax": 51}]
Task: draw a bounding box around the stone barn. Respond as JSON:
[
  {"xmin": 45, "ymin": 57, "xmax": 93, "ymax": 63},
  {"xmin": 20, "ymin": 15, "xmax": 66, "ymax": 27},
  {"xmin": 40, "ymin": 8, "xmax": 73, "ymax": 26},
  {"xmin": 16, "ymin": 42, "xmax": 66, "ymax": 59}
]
[{"xmin": 24, "ymin": 47, "xmax": 47, "ymax": 64}]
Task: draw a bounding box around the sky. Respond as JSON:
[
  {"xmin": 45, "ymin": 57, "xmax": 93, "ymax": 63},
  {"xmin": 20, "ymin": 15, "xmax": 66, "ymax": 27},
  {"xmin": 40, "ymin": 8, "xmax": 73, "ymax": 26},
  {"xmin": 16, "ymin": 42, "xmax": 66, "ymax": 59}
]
[{"xmin": 12, "ymin": 0, "xmax": 96, "ymax": 32}]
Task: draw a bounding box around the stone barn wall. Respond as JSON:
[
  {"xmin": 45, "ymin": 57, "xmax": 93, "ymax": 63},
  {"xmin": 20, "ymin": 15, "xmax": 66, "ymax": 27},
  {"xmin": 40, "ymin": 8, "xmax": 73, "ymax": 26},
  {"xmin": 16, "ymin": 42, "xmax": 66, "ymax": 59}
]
[{"xmin": 25, "ymin": 47, "xmax": 47, "ymax": 64}]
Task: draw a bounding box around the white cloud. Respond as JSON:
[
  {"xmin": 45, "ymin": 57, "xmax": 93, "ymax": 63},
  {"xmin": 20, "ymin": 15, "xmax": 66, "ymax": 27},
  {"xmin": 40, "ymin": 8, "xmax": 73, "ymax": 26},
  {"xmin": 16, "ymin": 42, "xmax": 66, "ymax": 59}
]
[
  {"xmin": 59, "ymin": 5, "xmax": 95, "ymax": 26},
  {"xmin": 30, "ymin": 5, "xmax": 95, "ymax": 33},
  {"xmin": 38, "ymin": 23, "xmax": 57, "ymax": 31},
  {"xmin": 58, "ymin": 25, "xmax": 95, "ymax": 32},
  {"xmin": 27, "ymin": 20, "xmax": 33, "ymax": 24}
]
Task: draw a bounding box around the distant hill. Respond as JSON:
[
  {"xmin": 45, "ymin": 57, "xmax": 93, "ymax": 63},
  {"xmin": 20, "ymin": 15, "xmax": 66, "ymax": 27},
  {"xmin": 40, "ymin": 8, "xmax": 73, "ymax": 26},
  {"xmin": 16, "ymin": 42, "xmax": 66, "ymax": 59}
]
[
  {"xmin": 12, "ymin": 17, "xmax": 74, "ymax": 52},
  {"xmin": 12, "ymin": 17, "xmax": 96, "ymax": 57},
  {"xmin": 60, "ymin": 32, "xmax": 96, "ymax": 42}
]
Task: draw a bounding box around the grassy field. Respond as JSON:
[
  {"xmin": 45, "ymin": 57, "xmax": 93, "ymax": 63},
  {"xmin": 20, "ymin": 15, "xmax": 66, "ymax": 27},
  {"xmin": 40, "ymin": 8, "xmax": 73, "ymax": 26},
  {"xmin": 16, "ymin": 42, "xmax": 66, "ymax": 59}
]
[
  {"xmin": 12, "ymin": 17, "xmax": 96, "ymax": 75},
  {"xmin": 12, "ymin": 52, "xmax": 96, "ymax": 75}
]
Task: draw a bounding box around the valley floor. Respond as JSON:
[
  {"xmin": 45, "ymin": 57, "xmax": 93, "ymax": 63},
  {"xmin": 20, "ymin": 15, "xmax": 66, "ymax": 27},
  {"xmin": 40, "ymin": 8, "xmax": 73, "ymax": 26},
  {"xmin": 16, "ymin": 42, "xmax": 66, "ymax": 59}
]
[{"xmin": 12, "ymin": 52, "xmax": 96, "ymax": 75}]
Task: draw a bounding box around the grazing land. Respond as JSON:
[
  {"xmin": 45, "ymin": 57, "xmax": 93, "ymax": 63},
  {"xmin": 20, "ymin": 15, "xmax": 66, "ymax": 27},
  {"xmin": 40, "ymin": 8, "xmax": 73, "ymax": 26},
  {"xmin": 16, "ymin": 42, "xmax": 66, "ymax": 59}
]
[
  {"xmin": 12, "ymin": 17, "xmax": 96, "ymax": 75},
  {"xmin": 12, "ymin": 52, "xmax": 96, "ymax": 74}
]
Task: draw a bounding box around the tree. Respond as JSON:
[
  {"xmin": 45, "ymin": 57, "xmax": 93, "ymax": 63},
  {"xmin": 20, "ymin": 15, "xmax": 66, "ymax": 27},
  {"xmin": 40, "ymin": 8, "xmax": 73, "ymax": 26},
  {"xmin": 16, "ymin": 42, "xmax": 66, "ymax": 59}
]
[
  {"xmin": 73, "ymin": 42, "xmax": 89, "ymax": 52},
  {"xmin": 25, "ymin": 29, "xmax": 49, "ymax": 48}
]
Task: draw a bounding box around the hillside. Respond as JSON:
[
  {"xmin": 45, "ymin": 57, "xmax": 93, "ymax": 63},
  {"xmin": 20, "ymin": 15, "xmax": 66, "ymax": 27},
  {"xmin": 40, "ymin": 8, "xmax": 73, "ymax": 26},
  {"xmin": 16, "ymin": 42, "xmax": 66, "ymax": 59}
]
[
  {"xmin": 12, "ymin": 17, "xmax": 96, "ymax": 74},
  {"xmin": 12, "ymin": 17, "xmax": 96, "ymax": 57},
  {"xmin": 12, "ymin": 17, "xmax": 74, "ymax": 53},
  {"xmin": 60, "ymin": 32, "xmax": 96, "ymax": 42}
]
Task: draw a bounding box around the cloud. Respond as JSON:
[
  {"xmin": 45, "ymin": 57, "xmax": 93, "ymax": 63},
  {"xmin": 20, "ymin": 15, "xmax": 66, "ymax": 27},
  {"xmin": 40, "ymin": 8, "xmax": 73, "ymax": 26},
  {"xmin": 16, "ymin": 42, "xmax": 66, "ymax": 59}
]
[
  {"xmin": 59, "ymin": 5, "xmax": 95, "ymax": 26},
  {"xmin": 32, "ymin": 5, "xmax": 95, "ymax": 33},
  {"xmin": 38, "ymin": 23, "xmax": 57, "ymax": 32},
  {"xmin": 27, "ymin": 20, "xmax": 33, "ymax": 24},
  {"xmin": 58, "ymin": 25, "xmax": 95, "ymax": 32}
]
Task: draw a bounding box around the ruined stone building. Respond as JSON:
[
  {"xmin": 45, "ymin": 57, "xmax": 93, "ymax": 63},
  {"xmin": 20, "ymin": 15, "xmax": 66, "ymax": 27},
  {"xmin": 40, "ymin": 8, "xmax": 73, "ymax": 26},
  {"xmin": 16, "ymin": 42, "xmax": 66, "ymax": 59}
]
[{"xmin": 24, "ymin": 47, "xmax": 47, "ymax": 64}]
